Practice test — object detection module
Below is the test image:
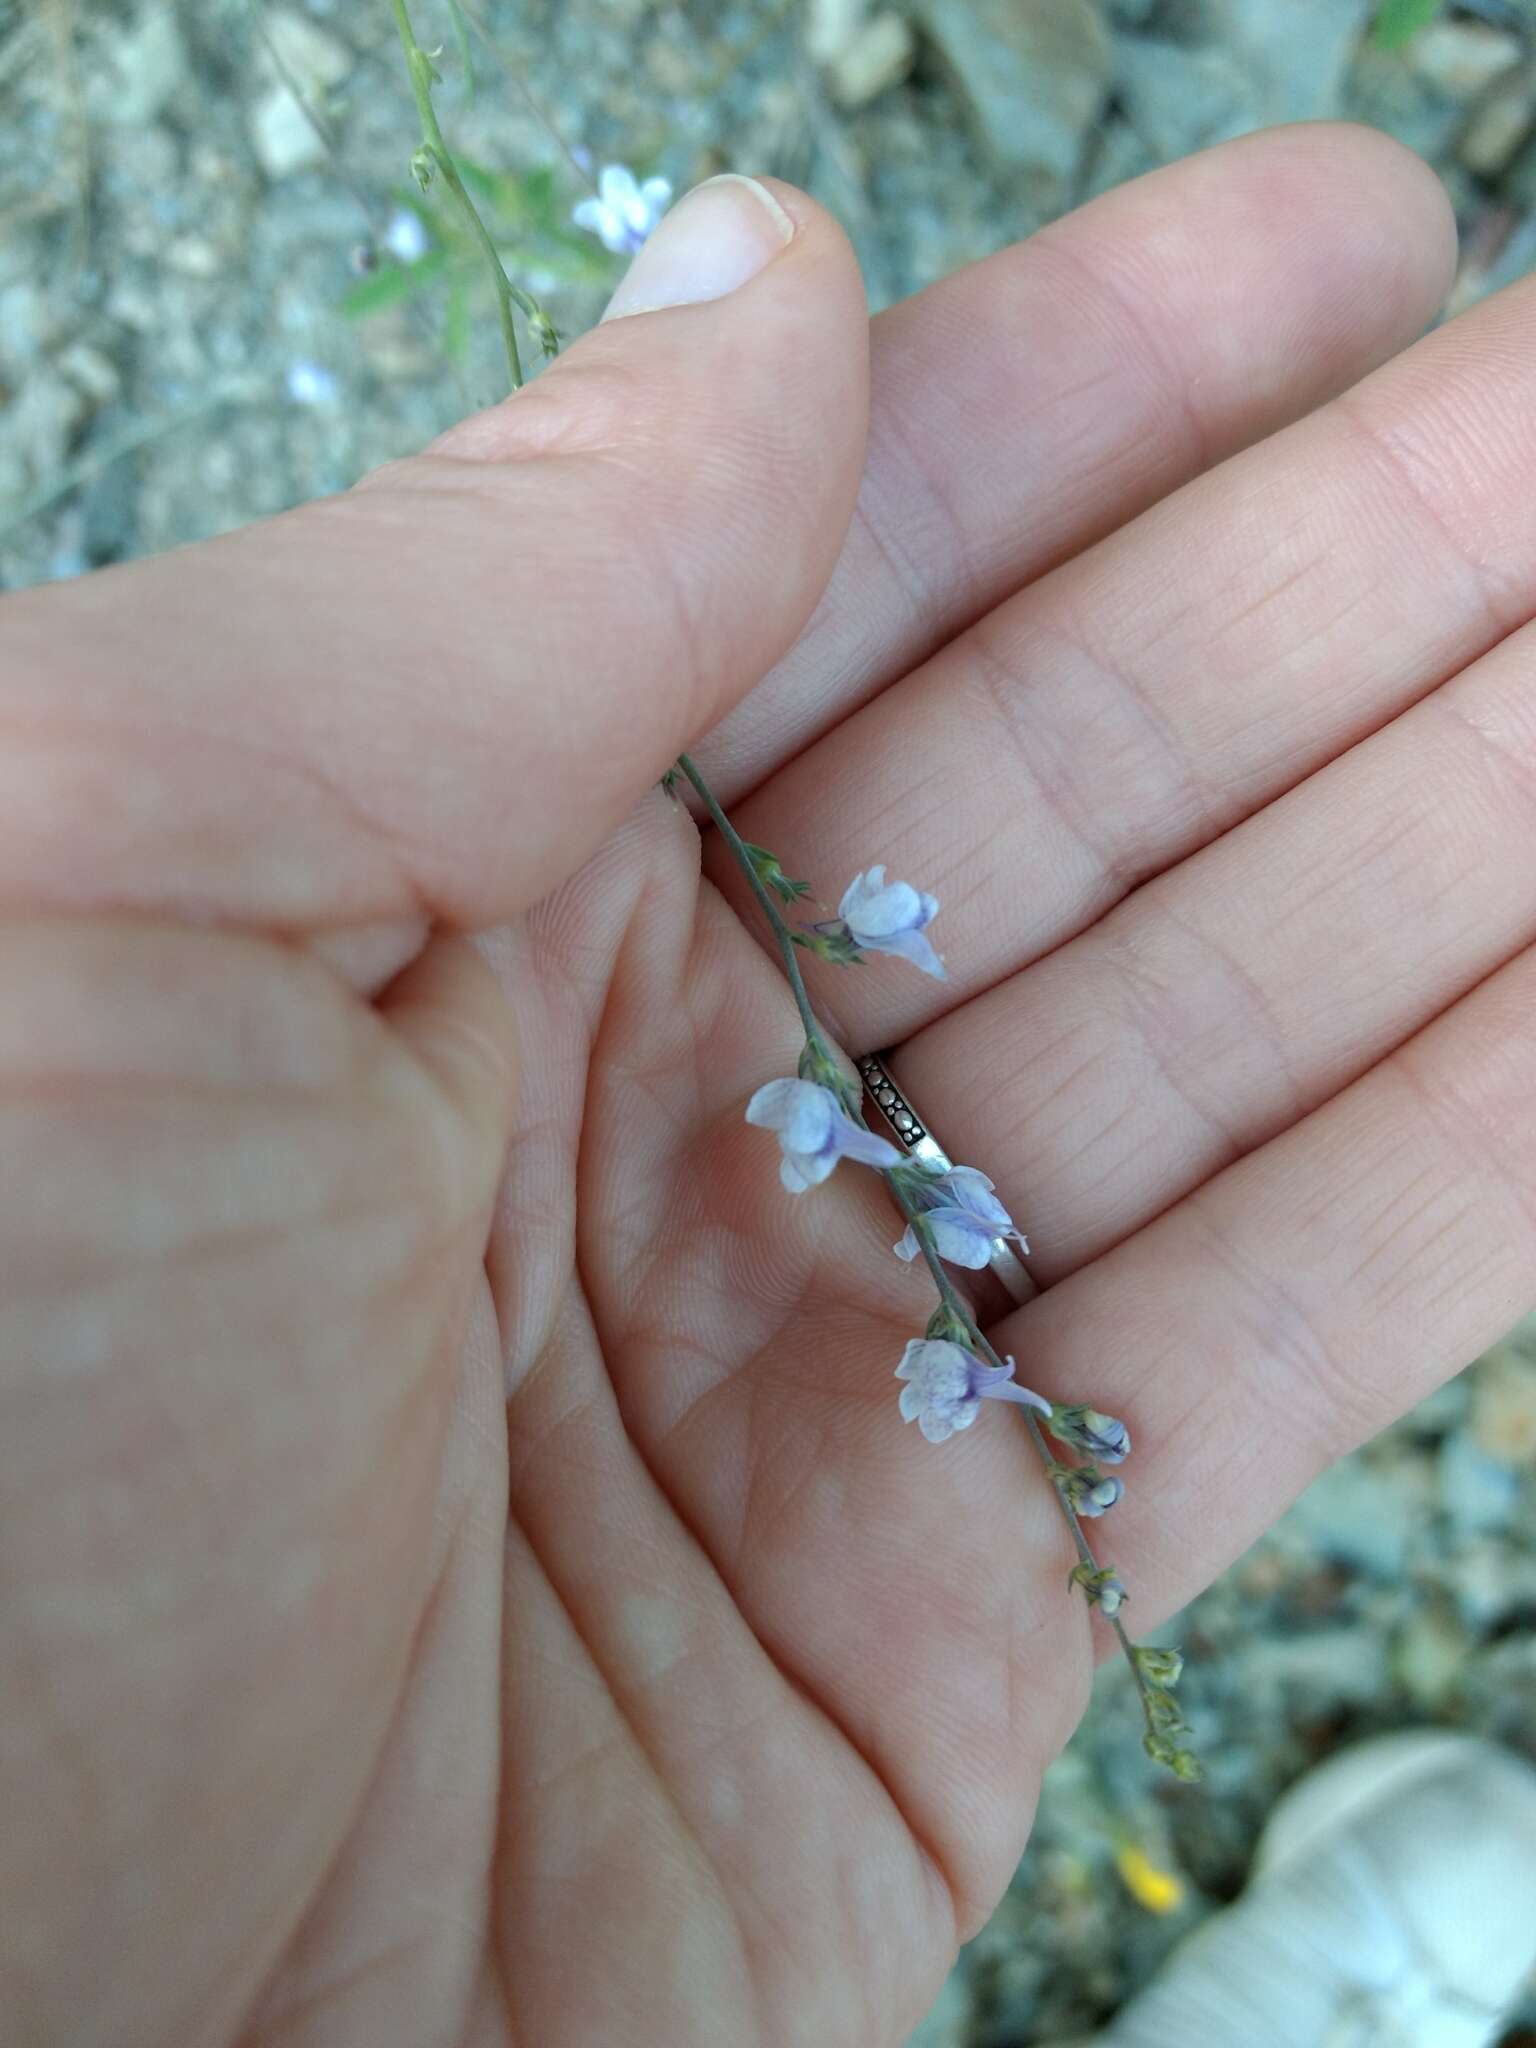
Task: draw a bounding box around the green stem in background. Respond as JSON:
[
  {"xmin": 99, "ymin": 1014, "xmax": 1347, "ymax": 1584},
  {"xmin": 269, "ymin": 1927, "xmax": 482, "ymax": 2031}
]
[
  {"xmin": 390, "ymin": 0, "xmax": 539, "ymax": 391},
  {"xmin": 675, "ymin": 749, "xmax": 1187, "ymax": 1767},
  {"xmin": 454, "ymin": 0, "xmax": 600, "ymax": 193}
]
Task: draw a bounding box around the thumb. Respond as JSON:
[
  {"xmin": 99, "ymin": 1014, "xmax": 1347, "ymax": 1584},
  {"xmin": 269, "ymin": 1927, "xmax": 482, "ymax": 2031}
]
[{"xmin": 0, "ymin": 177, "xmax": 868, "ymax": 933}]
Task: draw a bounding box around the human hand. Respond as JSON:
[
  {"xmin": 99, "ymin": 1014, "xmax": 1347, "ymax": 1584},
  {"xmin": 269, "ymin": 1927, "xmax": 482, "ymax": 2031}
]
[{"xmin": 1, "ymin": 127, "xmax": 1517, "ymax": 2048}]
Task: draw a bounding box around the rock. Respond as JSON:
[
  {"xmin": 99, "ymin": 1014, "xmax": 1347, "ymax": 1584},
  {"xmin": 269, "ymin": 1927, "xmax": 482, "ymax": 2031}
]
[
  {"xmin": 1444, "ymin": 1536, "xmax": 1536, "ymax": 1629},
  {"xmin": 828, "ymin": 14, "xmax": 916, "ymax": 108},
  {"xmin": 86, "ymin": 8, "xmax": 189, "ymax": 127},
  {"xmin": 3, "ymin": 370, "xmax": 88, "ymax": 491},
  {"xmin": 1276, "ymin": 1453, "xmax": 1425, "ymax": 1579},
  {"xmin": 1393, "ymin": 1602, "xmax": 1470, "ymax": 1712},
  {"xmin": 1114, "ymin": 37, "xmax": 1259, "ymax": 160},
  {"xmin": 259, "ymin": 8, "xmax": 353, "ymax": 94},
  {"xmin": 250, "ymin": 84, "xmax": 328, "ymax": 180},
  {"xmin": 806, "ymin": 0, "xmax": 866, "ymax": 66},
  {"xmin": 1221, "ymin": 0, "xmax": 1372, "ymax": 125},
  {"xmin": 1461, "ymin": 71, "xmax": 1536, "ymax": 178},
  {"xmin": 1412, "ymin": 21, "xmax": 1522, "ymax": 99},
  {"xmin": 916, "ymin": 0, "xmax": 1112, "ymax": 193},
  {"xmin": 250, "ymin": 8, "xmax": 353, "ymax": 180},
  {"xmin": 164, "ymin": 236, "xmax": 223, "ymax": 279},
  {"xmin": 1241, "ymin": 1626, "xmax": 1389, "ymax": 1706},
  {"xmin": 77, "ymin": 452, "xmax": 140, "ymax": 569},
  {"xmin": 57, "ymin": 341, "xmax": 121, "ymax": 406},
  {"xmin": 1438, "ymin": 1429, "xmax": 1520, "ymax": 1536},
  {"xmin": 0, "ymin": 280, "xmax": 53, "ymax": 370},
  {"xmin": 1471, "ymin": 1344, "xmax": 1536, "ymax": 1464},
  {"xmin": 1350, "ymin": 43, "xmax": 1466, "ymax": 166}
]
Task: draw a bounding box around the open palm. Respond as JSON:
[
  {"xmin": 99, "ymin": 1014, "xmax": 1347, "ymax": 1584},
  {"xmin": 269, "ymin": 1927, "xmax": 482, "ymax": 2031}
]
[{"xmin": 5, "ymin": 128, "xmax": 1533, "ymax": 2048}]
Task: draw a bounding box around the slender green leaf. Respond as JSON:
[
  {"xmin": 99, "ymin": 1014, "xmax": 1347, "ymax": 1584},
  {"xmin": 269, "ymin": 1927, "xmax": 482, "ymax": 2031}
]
[
  {"xmin": 1372, "ymin": 0, "xmax": 1442, "ymax": 49},
  {"xmin": 456, "ymin": 154, "xmax": 503, "ymax": 205},
  {"xmin": 340, "ymin": 246, "xmax": 449, "ymax": 318},
  {"xmin": 445, "ymin": 0, "xmax": 476, "ymax": 102},
  {"xmin": 443, "ymin": 274, "xmax": 472, "ymax": 362}
]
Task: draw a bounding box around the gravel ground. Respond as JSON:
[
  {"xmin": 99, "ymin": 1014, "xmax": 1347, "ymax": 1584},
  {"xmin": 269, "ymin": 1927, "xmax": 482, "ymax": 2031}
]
[{"xmin": 5, "ymin": 3, "xmax": 1536, "ymax": 2043}]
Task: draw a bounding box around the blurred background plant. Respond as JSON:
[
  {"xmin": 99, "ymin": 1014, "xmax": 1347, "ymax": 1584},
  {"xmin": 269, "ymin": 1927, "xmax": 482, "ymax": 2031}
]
[{"xmin": 4, "ymin": 2, "xmax": 1536, "ymax": 2042}]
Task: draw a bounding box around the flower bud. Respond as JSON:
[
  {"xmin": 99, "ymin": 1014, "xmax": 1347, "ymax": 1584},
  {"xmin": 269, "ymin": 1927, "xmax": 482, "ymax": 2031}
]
[
  {"xmin": 1051, "ymin": 1463, "xmax": 1125, "ymax": 1516},
  {"xmin": 743, "ymin": 841, "xmax": 811, "ymax": 905},
  {"xmin": 1047, "ymin": 1403, "xmax": 1132, "ymax": 1465},
  {"xmin": 1069, "ymin": 1563, "xmax": 1128, "ymax": 1616}
]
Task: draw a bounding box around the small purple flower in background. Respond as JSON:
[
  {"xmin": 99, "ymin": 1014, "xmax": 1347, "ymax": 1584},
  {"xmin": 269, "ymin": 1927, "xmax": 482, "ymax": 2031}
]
[
  {"xmin": 285, "ymin": 359, "xmax": 338, "ymax": 407},
  {"xmin": 1048, "ymin": 1403, "xmax": 1132, "ymax": 1465},
  {"xmin": 837, "ymin": 866, "xmax": 946, "ymax": 979},
  {"xmin": 573, "ymin": 164, "xmax": 673, "ymax": 256},
  {"xmin": 383, "ymin": 206, "xmax": 430, "ymax": 264},
  {"xmin": 894, "ymin": 1164, "xmax": 1027, "ymax": 1271},
  {"xmin": 895, "ymin": 1339, "xmax": 1051, "ymax": 1445},
  {"xmin": 746, "ymin": 1078, "xmax": 901, "ymax": 1192}
]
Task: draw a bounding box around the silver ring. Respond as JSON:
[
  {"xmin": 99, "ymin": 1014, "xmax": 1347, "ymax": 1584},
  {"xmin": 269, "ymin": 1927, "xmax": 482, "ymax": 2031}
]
[{"xmin": 856, "ymin": 1051, "xmax": 1037, "ymax": 1306}]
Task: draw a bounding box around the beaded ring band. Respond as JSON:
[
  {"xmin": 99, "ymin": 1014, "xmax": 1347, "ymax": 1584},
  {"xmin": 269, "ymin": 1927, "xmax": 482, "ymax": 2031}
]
[{"xmin": 856, "ymin": 1051, "xmax": 1037, "ymax": 1306}]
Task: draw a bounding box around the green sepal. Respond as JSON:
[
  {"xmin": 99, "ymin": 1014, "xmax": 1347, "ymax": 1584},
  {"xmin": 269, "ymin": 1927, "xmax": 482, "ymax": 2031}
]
[
  {"xmin": 742, "ymin": 842, "xmax": 812, "ymax": 905},
  {"xmin": 924, "ymin": 1300, "xmax": 973, "ymax": 1346},
  {"xmin": 795, "ymin": 924, "xmax": 864, "ymax": 966}
]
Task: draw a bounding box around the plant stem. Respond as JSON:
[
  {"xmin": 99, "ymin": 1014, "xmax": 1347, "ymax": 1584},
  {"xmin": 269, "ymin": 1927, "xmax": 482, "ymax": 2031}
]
[
  {"xmin": 677, "ymin": 745, "xmax": 1176, "ymax": 1758},
  {"xmin": 389, "ymin": 0, "xmax": 531, "ymax": 391},
  {"xmin": 675, "ymin": 754, "xmax": 834, "ymax": 1063}
]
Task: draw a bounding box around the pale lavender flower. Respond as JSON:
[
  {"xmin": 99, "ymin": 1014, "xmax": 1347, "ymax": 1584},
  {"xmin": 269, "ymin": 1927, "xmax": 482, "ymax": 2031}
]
[
  {"xmin": 573, "ymin": 164, "xmax": 672, "ymax": 255},
  {"xmin": 1048, "ymin": 1403, "xmax": 1131, "ymax": 1465},
  {"xmin": 745, "ymin": 1078, "xmax": 900, "ymax": 1193},
  {"xmin": 895, "ymin": 1339, "xmax": 1051, "ymax": 1445},
  {"xmin": 894, "ymin": 1164, "xmax": 1027, "ymax": 1271},
  {"xmin": 383, "ymin": 206, "xmax": 430, "ymax": 264},
  {"xmin": 838, "ymin": 866, "xmax": 945, "ymax": 979}
]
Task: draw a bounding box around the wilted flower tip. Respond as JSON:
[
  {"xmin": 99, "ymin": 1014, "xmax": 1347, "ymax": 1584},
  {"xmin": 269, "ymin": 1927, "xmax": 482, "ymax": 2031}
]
[
  {"xmin": 1134, "ymin": 1645, "xmax": 1184, "ymax": 1690},
  {"xmin": 1047, "ymin": 1402, "xmax": 1132, "ymax": 1465},
  {"xmin": 1051, "ymin": 1462, "xmax": 1125, "ymax": 1517}
]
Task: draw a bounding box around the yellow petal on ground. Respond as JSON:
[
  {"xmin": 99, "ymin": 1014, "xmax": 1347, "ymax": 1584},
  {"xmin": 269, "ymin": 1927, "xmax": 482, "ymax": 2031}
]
[{"xmin": 1115, "ymin": 1843, "xmax": 1185, "ymax": 1915}]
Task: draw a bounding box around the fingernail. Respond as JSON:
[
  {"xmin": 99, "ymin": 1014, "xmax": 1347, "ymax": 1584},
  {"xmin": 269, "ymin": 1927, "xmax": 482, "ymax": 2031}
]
[{"xmin": 602, "ymin": 175, "xmax": 795, "ymax": 322}]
